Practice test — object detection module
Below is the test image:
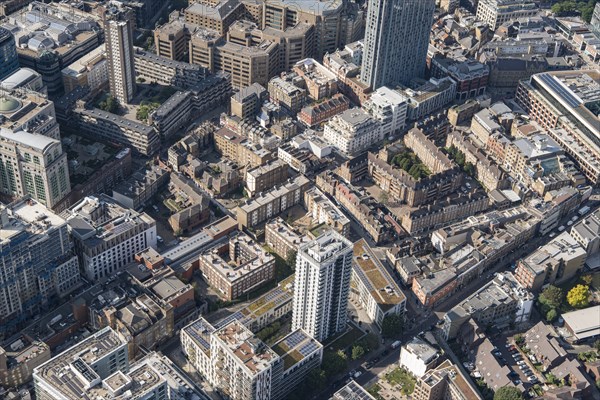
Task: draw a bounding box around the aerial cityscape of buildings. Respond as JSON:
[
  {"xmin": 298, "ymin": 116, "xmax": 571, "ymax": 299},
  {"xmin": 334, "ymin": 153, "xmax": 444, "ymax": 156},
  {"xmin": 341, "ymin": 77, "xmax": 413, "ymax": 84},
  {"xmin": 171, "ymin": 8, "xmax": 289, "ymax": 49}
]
[{"xmin": 0, "ymin": 1, "xmax": 600, "ymax": 400}]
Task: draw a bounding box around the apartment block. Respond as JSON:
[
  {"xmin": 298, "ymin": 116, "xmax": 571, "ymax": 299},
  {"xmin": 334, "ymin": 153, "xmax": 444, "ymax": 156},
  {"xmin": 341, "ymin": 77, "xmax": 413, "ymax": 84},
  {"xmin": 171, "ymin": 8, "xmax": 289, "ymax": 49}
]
[
  {"xmin": 134, "ymin": 49, "xmax": 206, "ymax": 89},
  {"xmin": 112, "ymin": 165, "xmax": 169, "ymax": 210},
  {"xmin": 476, "ymin": 0, "xmax": 538, "ymax": 30},
  {"xmin": 0, "ymin": 338, "xmax": 50, "ymax": 388},
  {"xmin": 235, "ymin": 175, "xmax": 310, "ymax": 229},
  {"xmin": 304, "ymin": 187, "xmax": 350, "ymax": 236},
  {"xmin": 63, "ymin": 195, "xmax": 157, "ymax": 281},
  {"xmin": 317, "ymin": 171, "xmax": 392, "ymax": 244},
  {"xmin": 362, "ymin": 87, "xmax": 408, "ymax": 137},
  {"xmin": 62, "ymin": 44, "xmax": 108, "ymax": 94},
  {"xmin": 299, "ymin": 93, "xmax": 350, "ymax": 127},
  {"xmin": 445, "ymin": 130, "xmax": 510, "ymax": 192},
  {"xmin": 182, "ymin": 318, "xmax": 322, "ymax": 400},
  {"xmin": 246, "ymin": 159, "xmax": 289, "ymax": 197},
  {"xmin": 431, "ymin": 59, "xmax": 489, "ymax": 101},
  {"xmin": 34, "ymin": 327, "xmax": 200, "ymax": 400},
  {"xmin": 400, "ymin": 191, "xmax": 490, "ymax": 235},
  {"xmin": 570, "ymin": 207, "xmax": 600, "ymax": 256},
  {"xmin": 33, "ymin": 327, "xmax": 129, "ymax": 400},
  {"xmin": 199, "ymin": 233, "xmax": 276, "ymax": 300},
  {"xmin": 515, "ymin": 232, "xmax": 587, "ymax": 292},
  {"xmin": 332, "ymin": 381, "xmax": 375, "ymax": 400},
  {"xmin": 292, "ymin": 230, "xmax": 353, "ymax": 342},
  {"xmin": 0, "ymin": 198, "xmax": 81, "ymax": 335},
  {"xmin": 214, "ymin": 127, "xmax": 273, "ymax": 168},
  {"xmin": 149, "ymin": 72, "xmax": 232, "ymax": 138},
  {"xmin": 268, "ymin": 76, "xmax": 306, "ymax": 113},
  {"xmin": 293, "ymin": 58, "xmax": 338, "ymax": 100},
  {"xmin": 323, "ymin": 108, "xmax": 382, "ymax": 156},
  {"xmin": 412, "ymin": 359, "xmax": 482, "ymax": 400},
  {"xmin": 351, "ymin": 240, "xmax": 406, "ymax": 328},
  {"xmin": 212, "ymin": 275, "xmax": 294, "ymax": 334},
  {"xmin": 399, "ymin": 338, "xmax": 440, "ymax": 378},
  {"xmin": 404, "ymin": 77, "xmax": 457, "ymax": 121},
  {"xmin": 367, "ymin": 153, "xmax": 463, "ymax": 208},
  {"xmin": 90, "ymin": 289, "xmax": 174, "ymax": 358},
  {"xmin": 0, "ymin": 128, "xmax": 70, "ymax": 208},
  {"xmin": 75, "ymin": 108, "xmax": 160, "ymax": 156},
  {"xmin": 442, "ymin": 272, "xmax": 533, "ymax": 340},
  {"xmin": 265, "ymin": 218, "xmax": 311, "ymax": 260},
  {"xmin": 231, "ymin": 83, "xmax": 268, "ymax": 120}
]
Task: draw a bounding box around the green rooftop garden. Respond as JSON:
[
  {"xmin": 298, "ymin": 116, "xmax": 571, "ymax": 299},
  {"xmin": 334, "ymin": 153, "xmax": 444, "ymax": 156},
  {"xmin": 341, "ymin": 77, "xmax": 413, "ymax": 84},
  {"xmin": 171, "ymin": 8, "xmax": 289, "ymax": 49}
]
[{"xmin": 392, "ymin": 149, "xmax": 431, "ymax": 180}]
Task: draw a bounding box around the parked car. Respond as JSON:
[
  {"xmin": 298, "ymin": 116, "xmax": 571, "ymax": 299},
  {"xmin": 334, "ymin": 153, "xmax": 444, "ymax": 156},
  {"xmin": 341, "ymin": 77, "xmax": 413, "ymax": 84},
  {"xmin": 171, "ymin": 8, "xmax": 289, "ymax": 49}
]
[
  {"xmin": 527, "ymin": 376, "xmax": 538, "ymax": 383},
  {"xmin": 513, "ymin": 379, "xmax": 522, "ymax": 385},
  {"xmin": 519, "ymin": 365, "xmax": 529, "ymax": 370},
  {"xmin": 517, "ymin": 361, "xmax": 526, "ymax": 366}
]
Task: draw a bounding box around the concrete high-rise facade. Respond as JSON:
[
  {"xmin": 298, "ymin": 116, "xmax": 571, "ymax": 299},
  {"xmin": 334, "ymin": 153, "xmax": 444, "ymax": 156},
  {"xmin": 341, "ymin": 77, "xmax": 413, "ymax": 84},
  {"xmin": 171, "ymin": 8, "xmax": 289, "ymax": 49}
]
[
  {"xmin": 360, "ymin": 0, "xmax": 435, "ymax": 89},
  {"xmin": 0, "ymin": 127, "xmax": 71, "ymax": 209},
  {"xmin": 292, "ymin": 230, "xmax": 353, "ymax": 342},
  {"xmin": 105, "ymin": 12, "xmax": 136, "ymax": 103},
  {"xmin": 0, "ymin": 27, "xmax": 19, "ymax": 80},
  {"xmin": 0, "ymin": 198, "xmax": 81, "ymax": 337}
]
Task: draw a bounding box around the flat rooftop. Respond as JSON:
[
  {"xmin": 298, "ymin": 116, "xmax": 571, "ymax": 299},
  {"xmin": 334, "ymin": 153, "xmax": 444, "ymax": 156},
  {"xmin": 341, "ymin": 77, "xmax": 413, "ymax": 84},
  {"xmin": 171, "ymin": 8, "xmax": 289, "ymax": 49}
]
[
  {"xmin": 63, "ymin": 195, "xmax": 154, "ymax": 246},
  {"xmin": 4, "ymin": 1, "xmax": 100, "ymax": 58},
  {"xmin": 200, "ymin": 233, "xmax": 274, "ymax": 283},
  {"xmin": 239, "ymin": 175, "xmax": 309, "ymax": 213},
  {"xmin": 300, "ymin": 230, "xmax": 352, "ymax": 265},
  {"xmin": 270, "ymin": 329, "xmax": 322, "ymax": 371},
  {"xmin": 562, "ymin": 305, "xmax": 600, "ymax": 340},
  {"xmin": 0, "ymin": 198, "xmax": 66, "ymax": 242},
  {"xmin": 353, "ymin": 239, "xmax": 406, "ymax": 311},
  {"xmin": 33, "ymin": 327, "xmax": 130, "ymax": 400},
  {"xmin": 215, "ymin": 321, "xmax": 277, "ymax": 374}
]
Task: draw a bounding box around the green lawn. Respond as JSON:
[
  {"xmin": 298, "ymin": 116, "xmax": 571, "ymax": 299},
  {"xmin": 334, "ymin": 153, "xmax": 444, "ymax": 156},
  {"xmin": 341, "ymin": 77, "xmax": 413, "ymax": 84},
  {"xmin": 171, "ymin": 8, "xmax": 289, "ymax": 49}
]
[
  {"xmin": 385, "ymin": 367, "xmax": 416, "ymax": 395},
  {"xmin": 325, "ymin": 324, "xmax": 365, "ymax": 352},
  {"xmin": 367, "ymin": 384, "xmax": 384, "ymax": 400}
]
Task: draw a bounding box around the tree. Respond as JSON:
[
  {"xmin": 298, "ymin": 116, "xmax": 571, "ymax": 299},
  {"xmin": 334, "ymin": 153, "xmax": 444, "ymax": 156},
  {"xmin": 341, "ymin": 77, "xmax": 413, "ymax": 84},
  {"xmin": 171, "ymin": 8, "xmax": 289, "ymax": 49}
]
[
  {"xmin": 351, "ymin": 345, "xmax": 365, "ymax": 360},
  {"xmin": 494, "ymin": 386, "xmax": 523, "ymax": 400},
  {"xmin": 581, "ymin": 274, "xmax": 593, "ymax": 285},
  {"xmin": 306, "ymin": 368, "xmax": 326, "ymax": 391},
  {"xmin": 358, "ymin": 333, "xmax": 380, "ymax": 353},
  {"xmin": 99, "ymin": 95, "xmax": 119, "ymax": 113},
  {"xmin": 464, "ymin": 162, "xmax": 476, "ymax": 177},
  {"xmin": 381, "ymin": 314, "xmax": 403, "ymax": 338},
  {"xmin": 539, "ymin": 285, "xmax": 564, "ymax": 310},
  {"xmin": 546, "ymin": 308, "xmax": 558, "ymax": 322},
  {"xmin": 322, "ymin": 350, "xmax": 348, "ymax": 378},
  {"xmin": 594, "ymin": 339, "xmax": 600, "ymax": 353},
  {"xmin": 378, "ymin": 191, "xmax": 389, "ymax": 204},
  {"xmin": 514, "ymin": 334, "xmax": 525, "ymax": 346},
  {"xmin": 286, "ymin": 250, "xmax": 297, "ymax": 270},
  {"xmin": 567, "ymin": 284, "xmax": 590, "ymax": 308}
]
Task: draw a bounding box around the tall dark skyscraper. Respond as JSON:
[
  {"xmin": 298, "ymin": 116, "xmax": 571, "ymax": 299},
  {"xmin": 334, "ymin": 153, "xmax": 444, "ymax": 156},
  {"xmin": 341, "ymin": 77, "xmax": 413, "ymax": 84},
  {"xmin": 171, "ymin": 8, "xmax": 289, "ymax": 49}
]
[
  {"xmin": 105, "ymin": 10, "xmax": 136, "ymax": 103},
  {"xmin": 360, "ymin": 0, "xmax": 435, "ymax": 90},
  {"xmin": 0, "ymin": 27, "xmax": 19, "ymax": 81}
]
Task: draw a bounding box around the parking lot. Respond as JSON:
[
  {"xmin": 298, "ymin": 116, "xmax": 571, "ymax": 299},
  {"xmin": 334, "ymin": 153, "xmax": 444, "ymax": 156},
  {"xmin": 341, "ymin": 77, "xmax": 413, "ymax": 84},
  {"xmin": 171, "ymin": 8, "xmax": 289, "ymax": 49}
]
[{"xmin": 488, "ymin": 335, "xmax": 540, "ymax": 390}]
